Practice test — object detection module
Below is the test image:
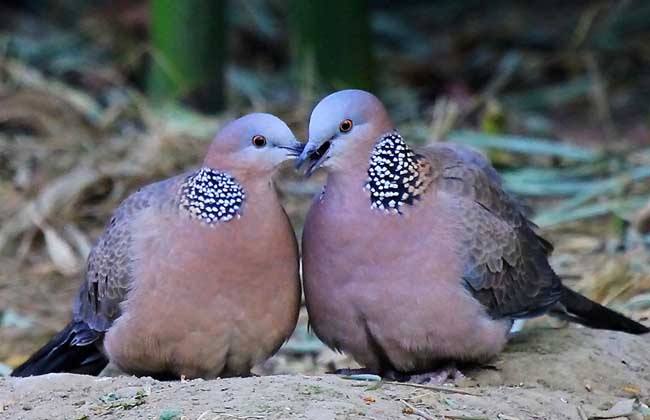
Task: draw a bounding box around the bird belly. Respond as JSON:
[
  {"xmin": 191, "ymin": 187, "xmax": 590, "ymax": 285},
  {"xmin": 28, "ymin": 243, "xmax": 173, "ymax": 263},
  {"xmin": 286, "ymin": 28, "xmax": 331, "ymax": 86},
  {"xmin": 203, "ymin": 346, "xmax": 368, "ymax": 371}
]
[
  {"xmin": 307, "ymin": 266, "xmax": 510, "ymax": 372},
  {"xmin": 104, "ymin": 210, "xmax": 300, "ymax": 379},
  {"xmin": 303, "ymin": 201, "xmax": 510, "ymax": 373}
]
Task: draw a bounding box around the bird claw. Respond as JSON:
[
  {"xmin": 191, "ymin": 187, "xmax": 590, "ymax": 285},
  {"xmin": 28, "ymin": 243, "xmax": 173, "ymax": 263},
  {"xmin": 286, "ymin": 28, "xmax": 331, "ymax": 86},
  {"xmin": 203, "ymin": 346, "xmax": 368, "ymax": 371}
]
[
  {"xmin": 333, "ymin": 365, "xmax": 464, "ymax": 385},
  {"xmin": 405, "ymin": 365, "xmax": 465, "ymax": 385}
]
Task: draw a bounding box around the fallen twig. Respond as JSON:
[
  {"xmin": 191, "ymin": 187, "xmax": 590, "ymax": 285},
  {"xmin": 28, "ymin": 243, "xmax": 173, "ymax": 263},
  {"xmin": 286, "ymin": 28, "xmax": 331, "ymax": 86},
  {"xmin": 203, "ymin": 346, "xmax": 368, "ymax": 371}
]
[
  {"xmin": 576, "ymin": 405, "xmax": 589, "ymax": 420},
  {"xmin": 386, "ymin": 381, "xmax": 479, "ymax": 396}
]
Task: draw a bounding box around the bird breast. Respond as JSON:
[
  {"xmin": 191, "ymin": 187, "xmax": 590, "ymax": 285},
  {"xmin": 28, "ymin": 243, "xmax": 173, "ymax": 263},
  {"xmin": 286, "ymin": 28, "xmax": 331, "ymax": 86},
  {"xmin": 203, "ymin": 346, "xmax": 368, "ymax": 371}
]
[{"xmin": 104, "ymin": 197, "xmax": 300, "ymax": 378}]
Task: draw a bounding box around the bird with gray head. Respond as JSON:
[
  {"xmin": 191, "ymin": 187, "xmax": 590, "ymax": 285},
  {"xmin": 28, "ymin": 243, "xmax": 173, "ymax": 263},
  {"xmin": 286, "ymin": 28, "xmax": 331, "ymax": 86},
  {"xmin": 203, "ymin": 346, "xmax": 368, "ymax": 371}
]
[
  {"xmin": 297, "ymin": 89, "xmax": 649, "ymax": 383},
  {"xmin": 13, "ymin": 113, "xmax": 303, "ymax": 380}
]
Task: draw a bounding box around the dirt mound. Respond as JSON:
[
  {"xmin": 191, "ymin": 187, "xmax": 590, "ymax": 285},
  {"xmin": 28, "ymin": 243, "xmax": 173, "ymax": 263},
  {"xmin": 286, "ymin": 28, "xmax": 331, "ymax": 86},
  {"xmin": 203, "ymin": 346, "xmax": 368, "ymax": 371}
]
[{"xmin": 1, "ymin": 327, "xmax": 649, "ymax": 420}]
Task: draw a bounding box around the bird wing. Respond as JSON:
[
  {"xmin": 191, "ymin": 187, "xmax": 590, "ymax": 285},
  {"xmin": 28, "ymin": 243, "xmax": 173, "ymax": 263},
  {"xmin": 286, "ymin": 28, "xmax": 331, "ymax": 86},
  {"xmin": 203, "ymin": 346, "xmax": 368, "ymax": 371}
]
[
  {"xmin": 423, "ymin": 146, "xmax": 561, "ymax": 318},
  {"xmin": 428, "ymin": 142, "xmax": 503, "ymax": 186},
  {"xmin": 73, "ymin": 177, "xmax": 180, "ymax": 334}
]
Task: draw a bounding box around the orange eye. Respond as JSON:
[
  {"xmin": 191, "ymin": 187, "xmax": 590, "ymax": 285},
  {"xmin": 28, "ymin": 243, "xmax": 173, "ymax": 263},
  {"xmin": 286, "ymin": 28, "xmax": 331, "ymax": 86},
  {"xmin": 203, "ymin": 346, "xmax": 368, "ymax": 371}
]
[
  {"xmin": 339, "ymin": 119, "xmax": 353, "ymax": 133},
  {"xmin": 252, "ymin": 135, "xmax": 267, "ymax": 148}
]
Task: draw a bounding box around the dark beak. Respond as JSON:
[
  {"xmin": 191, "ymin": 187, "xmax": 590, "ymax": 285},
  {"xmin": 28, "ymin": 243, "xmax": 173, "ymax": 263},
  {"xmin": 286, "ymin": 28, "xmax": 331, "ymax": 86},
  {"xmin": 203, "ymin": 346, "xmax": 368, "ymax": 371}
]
[
  {"xmin": 295, "ymin": 140, "xmax": 332, "ymax": 177},
  {"xmin": 279, "ymin": 140, "xmax": 305, "ymax": 159}
]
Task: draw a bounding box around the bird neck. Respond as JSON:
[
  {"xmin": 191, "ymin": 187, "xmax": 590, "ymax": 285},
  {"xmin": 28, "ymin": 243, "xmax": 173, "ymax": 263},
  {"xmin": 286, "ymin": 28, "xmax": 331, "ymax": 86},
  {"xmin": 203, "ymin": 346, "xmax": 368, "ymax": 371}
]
[
  {"xmin": 364, "ymin": 131, "xmax": 433, "ymax": 214},
  {"xmin": 178, "ymin": 167, "xmax": 246, "ymax": 224}
]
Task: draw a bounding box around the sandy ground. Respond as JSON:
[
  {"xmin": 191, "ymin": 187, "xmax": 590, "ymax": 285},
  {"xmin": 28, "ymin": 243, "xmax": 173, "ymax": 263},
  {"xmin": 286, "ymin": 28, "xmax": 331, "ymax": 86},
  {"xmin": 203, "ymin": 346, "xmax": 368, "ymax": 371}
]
[{"xmin": 1, "ymin": 327, "xmax": 649, "ymax": 420}]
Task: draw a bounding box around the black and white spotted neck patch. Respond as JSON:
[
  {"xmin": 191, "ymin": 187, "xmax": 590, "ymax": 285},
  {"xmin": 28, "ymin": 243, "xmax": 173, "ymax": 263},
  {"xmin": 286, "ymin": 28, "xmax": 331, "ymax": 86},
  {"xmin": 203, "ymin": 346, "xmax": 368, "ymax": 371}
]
[
  {"xmin": 179, "ymin": 167, "xmax": 245, "ymax": 224},
  {"xmin": 365, "ymin": 132, "xmax": 432, "ymax": 214}
]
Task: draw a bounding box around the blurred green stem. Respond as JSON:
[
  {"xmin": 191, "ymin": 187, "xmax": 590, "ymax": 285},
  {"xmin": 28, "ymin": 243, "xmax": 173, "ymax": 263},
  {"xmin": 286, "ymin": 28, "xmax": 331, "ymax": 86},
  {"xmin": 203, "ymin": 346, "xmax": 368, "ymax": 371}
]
[
  {"xmin": 148, "ymin": 0, "xmax": 226, "ymax": 111},
  {"xmin": 289, "ymin": 0, "xmax": 374, "ymax": 92}
]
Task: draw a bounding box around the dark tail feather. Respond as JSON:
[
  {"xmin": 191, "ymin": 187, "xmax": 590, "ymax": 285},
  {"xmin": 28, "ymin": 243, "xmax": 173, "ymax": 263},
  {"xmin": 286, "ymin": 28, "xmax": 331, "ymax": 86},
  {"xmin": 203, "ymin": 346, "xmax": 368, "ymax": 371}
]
[
  {"xmin": 554, "ymin": 286, "xmax": 649, "ymax": 335},
  {"xmin": 11, "ymin": 322, "xmax": 108, "ymax": 377}
]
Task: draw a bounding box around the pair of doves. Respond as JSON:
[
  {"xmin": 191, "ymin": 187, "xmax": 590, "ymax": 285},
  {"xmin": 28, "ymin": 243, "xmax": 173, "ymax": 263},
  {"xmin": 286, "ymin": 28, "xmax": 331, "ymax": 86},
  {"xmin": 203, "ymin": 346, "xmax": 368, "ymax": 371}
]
[{"xmin": 12, "ymin": 90, "xmax": 648, "ymax": 382}]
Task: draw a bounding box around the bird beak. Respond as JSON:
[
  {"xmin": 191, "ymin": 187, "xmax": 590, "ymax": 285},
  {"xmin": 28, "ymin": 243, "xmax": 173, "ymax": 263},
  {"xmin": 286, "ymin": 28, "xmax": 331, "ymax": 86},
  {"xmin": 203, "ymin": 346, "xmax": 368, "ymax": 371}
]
[
  {"xmin": 280, "ymin": 140, "xmax": 305, "ymax": 159},
  {"xmin": 295, "ymin": 139, "xmax": 332, "ymax": 177}
]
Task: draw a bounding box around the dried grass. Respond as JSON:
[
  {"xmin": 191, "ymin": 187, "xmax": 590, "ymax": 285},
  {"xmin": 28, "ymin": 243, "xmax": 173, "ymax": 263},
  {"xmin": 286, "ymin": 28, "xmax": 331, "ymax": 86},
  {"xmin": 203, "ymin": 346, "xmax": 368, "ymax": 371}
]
[{"xmin": 0, "ymin": 58, "xmax": 648, "ymax": 372}]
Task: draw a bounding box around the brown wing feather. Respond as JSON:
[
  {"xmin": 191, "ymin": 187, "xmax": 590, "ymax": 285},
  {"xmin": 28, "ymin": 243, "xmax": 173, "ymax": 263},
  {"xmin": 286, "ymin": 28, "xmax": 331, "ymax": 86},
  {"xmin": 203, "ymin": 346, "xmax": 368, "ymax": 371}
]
[
  {"xmin": 422, "ymin": 145, "xmax": 562, "ymax": 318},
  {"xmin": 73, "ymin": 176, "xmax": 182, "ymax": 332}
]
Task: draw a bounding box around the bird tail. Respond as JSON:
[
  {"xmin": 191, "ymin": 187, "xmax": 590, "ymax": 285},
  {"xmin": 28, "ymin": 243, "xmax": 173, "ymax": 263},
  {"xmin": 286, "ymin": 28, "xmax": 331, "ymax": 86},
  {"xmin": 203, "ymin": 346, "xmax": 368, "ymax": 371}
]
[
  {"xmin": 11, "ymin": 321, "xmax": 108, "ymax": 377},
  {"xmin": 553, "ymin": 286, "xmax": 649, "ymax": 335}
]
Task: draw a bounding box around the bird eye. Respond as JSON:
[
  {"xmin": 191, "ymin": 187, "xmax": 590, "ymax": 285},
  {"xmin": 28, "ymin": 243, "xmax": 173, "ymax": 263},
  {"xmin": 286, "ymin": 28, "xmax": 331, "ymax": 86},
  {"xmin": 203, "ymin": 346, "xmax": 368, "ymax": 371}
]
[
  {"xmin": 339, "ymin": 119, "xmax": 353, "ymax": 133},
  {"xmin": 252, "ymin": 135, "xmax": 267, "ymax": 148}
]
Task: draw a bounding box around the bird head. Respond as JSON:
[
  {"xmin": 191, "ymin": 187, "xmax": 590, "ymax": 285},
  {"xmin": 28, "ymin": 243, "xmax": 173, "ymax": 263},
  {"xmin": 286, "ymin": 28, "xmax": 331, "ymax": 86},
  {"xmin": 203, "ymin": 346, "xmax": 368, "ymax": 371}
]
[
  {"xmin": 204, "ymin": 113, "xmax": 303, "ymax": 176},
  {"xmin": 296, "ymin": 90, "xmax": 393, "ymax": 176}
]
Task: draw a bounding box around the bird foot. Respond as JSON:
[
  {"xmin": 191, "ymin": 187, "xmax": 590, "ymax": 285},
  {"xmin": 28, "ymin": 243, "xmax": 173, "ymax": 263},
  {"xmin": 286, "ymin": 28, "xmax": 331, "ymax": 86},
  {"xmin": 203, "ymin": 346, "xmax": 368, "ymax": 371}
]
[
  {"xmin": 405, "ymin": 365, "xmax": 465, "ymax": 385},
  {"xmin": 149, "ymin": 371, "xmax": 180, "ymax": 381},
  {"xmin": 333, "ymin": 365, "xmax": 464, "ymax": 385}
]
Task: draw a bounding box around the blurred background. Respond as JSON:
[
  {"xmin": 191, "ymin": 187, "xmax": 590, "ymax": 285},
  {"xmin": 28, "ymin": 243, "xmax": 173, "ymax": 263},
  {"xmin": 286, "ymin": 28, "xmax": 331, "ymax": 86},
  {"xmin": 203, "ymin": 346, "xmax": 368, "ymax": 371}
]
[{"xmin": 1, "ymin": 0, "xmax": 649, "ymax": 376}]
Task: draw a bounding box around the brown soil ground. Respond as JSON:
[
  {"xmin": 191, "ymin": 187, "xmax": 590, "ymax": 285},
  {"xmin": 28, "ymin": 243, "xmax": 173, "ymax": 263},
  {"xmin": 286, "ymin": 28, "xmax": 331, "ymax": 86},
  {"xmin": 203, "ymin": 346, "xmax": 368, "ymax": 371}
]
[{"xmin": 1, "ymin": 327, "xmax": 649, "ymax": 420}]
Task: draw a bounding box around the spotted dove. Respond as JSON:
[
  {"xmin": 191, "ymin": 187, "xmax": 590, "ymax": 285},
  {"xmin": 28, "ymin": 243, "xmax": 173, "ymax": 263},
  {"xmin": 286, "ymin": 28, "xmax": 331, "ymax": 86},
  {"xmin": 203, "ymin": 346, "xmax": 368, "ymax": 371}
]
[
  {"xmin": 12, "ymin": 113, "xmax": 303, "ymax": 379},
  {"xmin": 297, "ymin": 89, "xmax": 649, "ymax": 382}
]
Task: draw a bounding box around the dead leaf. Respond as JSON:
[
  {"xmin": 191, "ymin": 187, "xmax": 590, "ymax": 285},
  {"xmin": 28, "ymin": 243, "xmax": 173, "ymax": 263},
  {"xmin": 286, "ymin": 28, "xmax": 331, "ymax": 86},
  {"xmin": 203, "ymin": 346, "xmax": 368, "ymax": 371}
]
[
  {"xmin": 63, "ymin": 224, "xmax": 93, "ymax": 260},
  {"xmin": 41, "ymin": 224, "xmax": 80, "ymax": 276}
]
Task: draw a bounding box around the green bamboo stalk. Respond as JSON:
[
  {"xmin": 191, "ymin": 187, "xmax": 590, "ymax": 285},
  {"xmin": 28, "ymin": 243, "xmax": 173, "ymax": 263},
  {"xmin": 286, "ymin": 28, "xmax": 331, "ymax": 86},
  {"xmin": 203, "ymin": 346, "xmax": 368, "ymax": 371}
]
[
  {"xmin": 289, "ymin": 0, "xmax": 374, "ymax": 91},
  {"xmin": 148, "ymin": 0, "xmax": 226, "ymax": 111}
]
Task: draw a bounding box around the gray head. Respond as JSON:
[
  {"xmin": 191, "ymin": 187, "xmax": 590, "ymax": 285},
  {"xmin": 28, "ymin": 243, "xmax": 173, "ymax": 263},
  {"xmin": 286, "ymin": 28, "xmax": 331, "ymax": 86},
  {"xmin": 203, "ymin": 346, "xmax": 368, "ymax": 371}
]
[
  {"xmin": 204, "ymin": 113, "xmax": 303, "ymax": 176},
  {"xmin": 296, "ymin": 90, "xmax": 393, "ymax": 176}
]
